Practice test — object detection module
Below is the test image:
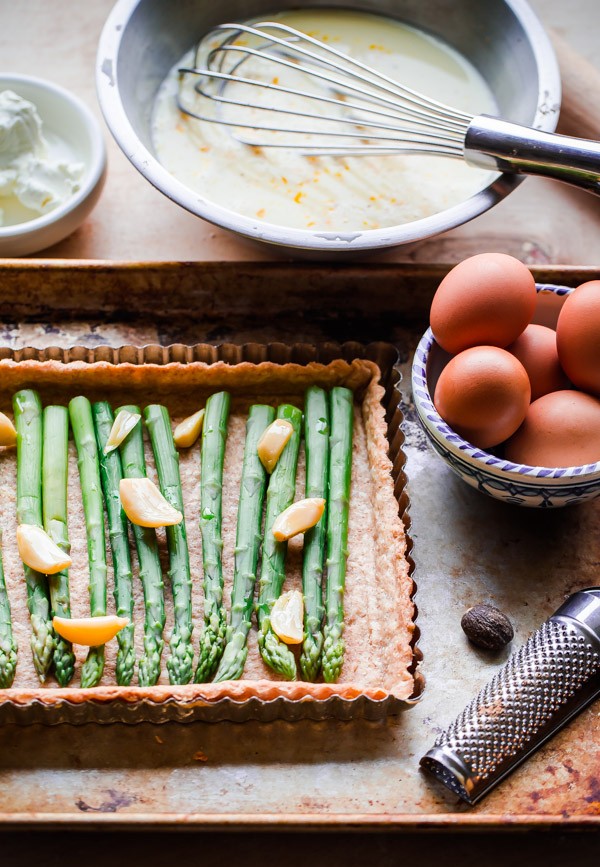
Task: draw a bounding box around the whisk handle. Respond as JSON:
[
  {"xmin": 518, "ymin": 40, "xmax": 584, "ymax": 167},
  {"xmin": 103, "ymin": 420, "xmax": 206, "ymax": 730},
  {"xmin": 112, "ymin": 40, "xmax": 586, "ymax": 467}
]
[{"xmin": 465, "ymin": 115, "xmax": 600, "ymax": 196}]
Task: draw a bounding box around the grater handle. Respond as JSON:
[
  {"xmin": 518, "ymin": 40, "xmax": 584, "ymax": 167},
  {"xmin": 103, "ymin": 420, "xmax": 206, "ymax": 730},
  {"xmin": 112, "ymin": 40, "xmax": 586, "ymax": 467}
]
[{"xmin": 420, "ymin": 588, "xmax": 600, "ymax": 805}]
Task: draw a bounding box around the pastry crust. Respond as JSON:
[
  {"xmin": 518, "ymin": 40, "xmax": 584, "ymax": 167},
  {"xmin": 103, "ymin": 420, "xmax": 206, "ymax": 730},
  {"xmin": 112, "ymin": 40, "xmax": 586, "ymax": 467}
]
[{"xmin": 0, "ymin": 357, "xmax": 415, "ymax": 711}]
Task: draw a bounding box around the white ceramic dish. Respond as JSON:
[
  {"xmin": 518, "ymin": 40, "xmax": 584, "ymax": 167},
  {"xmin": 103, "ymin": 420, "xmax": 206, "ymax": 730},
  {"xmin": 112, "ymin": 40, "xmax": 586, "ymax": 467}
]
[{"xmin": 0, "ymin": 74, "xmax": 107, "ymax": 257}]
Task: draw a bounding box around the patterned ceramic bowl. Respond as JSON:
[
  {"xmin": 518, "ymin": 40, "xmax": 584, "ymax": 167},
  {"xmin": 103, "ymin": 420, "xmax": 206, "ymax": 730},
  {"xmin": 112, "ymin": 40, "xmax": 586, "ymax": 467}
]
[{"xmin": 411, "ymin": 283, "xmax": 600, "ymax": 508}]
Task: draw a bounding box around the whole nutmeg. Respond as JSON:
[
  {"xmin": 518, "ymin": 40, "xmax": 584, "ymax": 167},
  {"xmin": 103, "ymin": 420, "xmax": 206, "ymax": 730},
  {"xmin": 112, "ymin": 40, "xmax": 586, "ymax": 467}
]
[{"xmin": 461, "ymin": 604, "xmax": 514, "ymax": 651}]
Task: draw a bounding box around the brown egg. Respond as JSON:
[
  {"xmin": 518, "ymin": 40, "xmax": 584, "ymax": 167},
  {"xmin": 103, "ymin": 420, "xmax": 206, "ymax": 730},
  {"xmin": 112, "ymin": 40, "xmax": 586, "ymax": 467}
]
[
  {"xmin": 506, "ymin": 323, "xmax": 570, "ymax": 401},
  {"xmin": 556, "ymin": 281, "xmax": 600, "ymax": 395},
  {"xmin": 505, "ymin": 390, "xmax": 600, "ymax": 467},
  {"xmin": 430, "ymin": 253, "xmax": 537, "ymax": 355},
  {"xmin": 433, "ymin": 346, "xmax": 531, "ymax": 449}
]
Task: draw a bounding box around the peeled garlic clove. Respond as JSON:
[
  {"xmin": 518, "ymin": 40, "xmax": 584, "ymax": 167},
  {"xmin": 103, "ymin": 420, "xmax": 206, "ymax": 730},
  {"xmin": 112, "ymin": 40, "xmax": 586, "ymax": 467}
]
[
  {"xmin": 104, "ymin": 409, "xmax": 141, "ymax": 454},
  {"xmin": 257, "ymin": 419, "xmax": 294, "ymax": 473},
  {"xmin": 173, "ymin": 408, "xmax": 205, "ymax": 449},
  {"xmin": 272, "ymin": 497, "xmax": 326, "ymax": 541},
  {"xmin": 271, "ymin": 590, "xmax": 304, "ymax": 645},
  {"xmin": 0, "ymin": 412, "xmax": 17, "ymax": 447},
  {"xmin": 17, "ymin": 524, "xmax": 72, "ymax": 574},
  {"xmin": 53, "ymin": 614, "xmax": 129, "ymax": 647},
  {"xmin": 119, "ymin": 477, "xmax": 183, "ymax": 527}
]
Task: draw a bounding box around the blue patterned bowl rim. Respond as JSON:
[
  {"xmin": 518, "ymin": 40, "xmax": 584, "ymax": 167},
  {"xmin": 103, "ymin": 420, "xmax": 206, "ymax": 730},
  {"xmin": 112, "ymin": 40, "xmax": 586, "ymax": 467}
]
[{"xmin": 411, "ymin": 282, "xmax": 600, "ymax": 480}]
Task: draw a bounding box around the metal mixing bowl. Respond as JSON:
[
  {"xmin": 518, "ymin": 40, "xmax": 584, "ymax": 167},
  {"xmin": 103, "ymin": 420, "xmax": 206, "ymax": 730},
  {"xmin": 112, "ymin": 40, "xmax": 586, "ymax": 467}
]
[{"xmin": 96, "ymin": 0, "xmax": 561, "ymax": 255}]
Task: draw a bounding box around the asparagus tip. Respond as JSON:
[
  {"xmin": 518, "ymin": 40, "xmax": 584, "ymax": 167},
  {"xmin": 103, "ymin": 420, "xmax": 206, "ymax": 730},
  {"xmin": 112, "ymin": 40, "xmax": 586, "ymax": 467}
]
[
  {"xmin": 258, "ymin": 625, "xmax": 297, "ymax": 681},
  {"xmin": 137, "ymin": 637, "xmax": 164, "ymax": 687},
  {"xmin": 115, "ymin": 623, "xmax": 136, "ymax": 686},
  {"xmin": 30, "ymin": 614, "xmax": 55, "ymax": 681},
  {"xmin": 194, "ymin": 618, "xmax": 227, "ymax": 683},
  {"xmin": 80, "ymin": 645, "xmax": 105, "ymax": 688},
  {"xmin": 213, "ymin": 632, "xmax": 248, "ymax": 683},
  {"xmin": 166, "ymin": 629, "xmax": 194, "ymax": 685},
  {"xmin": 53, "ymin": 636, "xmax": 76, "ymax": 687},
  {"xmin": 321, "ymin": 630, "xmax": 345, "ymax": 683},
  {"xmin": 0, "ymin": 639, "xmax": 18, "ymax": 689},
  {"xmin": 299, "ymin": 631, "xmax": 324, "ymax": 683}
]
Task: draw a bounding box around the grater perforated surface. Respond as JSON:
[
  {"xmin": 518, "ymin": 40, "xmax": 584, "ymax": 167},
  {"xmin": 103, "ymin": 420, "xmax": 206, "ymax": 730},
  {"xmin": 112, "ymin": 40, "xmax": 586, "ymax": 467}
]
[
  {"xmin": 441, "ymin": 621, "xmax": 600, "ymax": 776},
  {"xmin": 422, "ymin": 614, "xmax": 600, "ymax": 802}
]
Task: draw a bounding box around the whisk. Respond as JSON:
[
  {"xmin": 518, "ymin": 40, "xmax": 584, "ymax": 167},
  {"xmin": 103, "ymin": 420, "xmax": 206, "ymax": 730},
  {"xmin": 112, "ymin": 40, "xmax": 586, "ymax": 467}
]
[{"xmin": 178, "ymin": 21, "xmax": 600, "ymax": 195}]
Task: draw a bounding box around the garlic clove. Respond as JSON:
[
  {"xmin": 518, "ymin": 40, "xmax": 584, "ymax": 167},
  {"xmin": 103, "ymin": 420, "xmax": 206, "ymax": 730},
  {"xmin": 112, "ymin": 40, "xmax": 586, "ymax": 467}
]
[
  {"xmin": 0, "ymin": 412, "xmax": 17, "ymax": 447},
  {"xmin": 104, "ymin": 409, "xmax": 141, "ymax": 454},
  {"xmin": 271, "ymin": 590, "xmax": 304, "ymax": 645},
  {"xmin": 119, "ymin": 477, "xmax": 183, "ymax": 527},
  {"xmin": 53, "ymin": 614, "xmax": 129, "ymax": 647},
  {"xmin": 272, "ymin": 497, "xmax": 326, "ymax": 541},
  {"xmin": 17, "ymin": 524, "xmax": 72, "ymax": 574},
  {"xmin": 173, "ymin": 408, "xmax": 205, "ymax": 449},
  {"xmin": 257, "ymin": 418, "xmax": 294, "ymax": 473}
]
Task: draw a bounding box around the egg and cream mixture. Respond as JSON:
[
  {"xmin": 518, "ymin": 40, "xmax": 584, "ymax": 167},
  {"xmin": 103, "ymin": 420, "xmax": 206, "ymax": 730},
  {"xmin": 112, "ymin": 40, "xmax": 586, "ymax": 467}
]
[{"xmin": 152, "ymin": 9, "xmax": 498, "ymax": 231}]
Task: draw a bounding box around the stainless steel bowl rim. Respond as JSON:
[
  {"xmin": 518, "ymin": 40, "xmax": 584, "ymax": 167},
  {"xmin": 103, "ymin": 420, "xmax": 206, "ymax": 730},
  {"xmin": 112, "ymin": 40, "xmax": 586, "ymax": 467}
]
[{"xmin": 96, "ymin": 0, "xmax": 561, "ymax": 253}]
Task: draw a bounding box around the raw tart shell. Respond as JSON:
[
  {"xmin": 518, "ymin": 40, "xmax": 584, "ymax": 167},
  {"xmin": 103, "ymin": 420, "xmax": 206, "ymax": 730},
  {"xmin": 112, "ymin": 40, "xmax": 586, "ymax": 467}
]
[{"xmin": 0, "ymin": 356, "xmax": 415, "ymax": 712}]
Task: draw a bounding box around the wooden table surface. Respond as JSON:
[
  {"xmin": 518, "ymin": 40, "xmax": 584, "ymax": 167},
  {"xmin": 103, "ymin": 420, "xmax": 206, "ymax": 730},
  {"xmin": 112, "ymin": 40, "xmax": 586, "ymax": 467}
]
[
  {"xmin": 1, "ymin": 1, "xmax": 600, "ymax": 863},
  {"xmin": 1, "ymin": 0, "xmax": 599, "ymax": 266}
]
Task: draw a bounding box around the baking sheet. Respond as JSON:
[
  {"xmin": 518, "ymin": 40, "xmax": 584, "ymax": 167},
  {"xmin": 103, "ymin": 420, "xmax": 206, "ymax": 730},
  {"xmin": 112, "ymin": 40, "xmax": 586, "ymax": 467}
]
[{"xmin": 0, "ymin": 261, "xmax": 598, "ymax": 828}]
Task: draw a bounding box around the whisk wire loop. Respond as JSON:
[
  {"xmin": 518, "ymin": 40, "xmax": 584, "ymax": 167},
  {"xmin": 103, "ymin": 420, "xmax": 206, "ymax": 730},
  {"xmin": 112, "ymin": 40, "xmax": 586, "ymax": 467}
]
[
  {"xmin": 179, "ymin": 67, "xmax": 466, "ymax": 146},
  {"xmin": 177, "ymin": 21, "xmax": 472, "ymax": 155},
  {"xmin": 206, "ymin": 43, "xmax": 469, "ymax": 131},
  {"xmin": 207, "ymin": 22, "xmax": 472, "ymax": 121}
]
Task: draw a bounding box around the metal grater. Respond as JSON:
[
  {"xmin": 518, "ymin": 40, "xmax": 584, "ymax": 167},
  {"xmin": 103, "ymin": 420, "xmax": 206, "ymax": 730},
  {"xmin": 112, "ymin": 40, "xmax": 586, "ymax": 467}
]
[{"xmin": 420, "ymin": 588, "xmax": 600, "ymax": 804}]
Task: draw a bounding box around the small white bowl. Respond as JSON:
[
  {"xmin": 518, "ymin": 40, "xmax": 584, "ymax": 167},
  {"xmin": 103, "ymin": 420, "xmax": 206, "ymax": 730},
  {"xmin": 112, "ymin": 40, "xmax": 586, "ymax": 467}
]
[
  {"xmin": 412, "ymin": 283, "xmax": 600, "ymax": 508},
  {"xmin": 0, "ymin": 74, "xmax": 107, "ymax": 257}
]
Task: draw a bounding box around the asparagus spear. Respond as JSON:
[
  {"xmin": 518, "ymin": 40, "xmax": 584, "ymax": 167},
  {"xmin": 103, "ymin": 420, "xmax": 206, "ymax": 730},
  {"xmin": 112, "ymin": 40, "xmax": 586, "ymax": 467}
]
[
  {"xmin": 93, "ymin": 402, "xmax": 136, "ymax": 686},
  {"xmin": 144, "ymin": 404, "xmax": 194, "ymax": 685},
  {"xmin": 195, "ymin": 391, "xmax": 231, "ymax": 683},
  {"xmin": 0, "ymin": 533, "xmax": 17, "ymax": 688},
  {"xmin": 42, "ymin": 405, "xmax": 75, "ymax": 686},
  {"xmin": 117, "ymin": 404, "xmax": 165, "ymax": 686},
  {"xmin": 299, "ymin": 387, "xmax": 329, "ymax": 681},
  {"xmin": 256, "ymin": 404, "xmax": 302, "ymax": 680},
  {"xmin": 321, "ymin": 387, "xmax": 354, "ymax": 683},
  {"xmin": 214, "ymin": 404, "xmax": 275, "ymax": 683},
  {"xmin": 69, "ymin": 397, "xmax": 108, "ymax": 688},
  {"xmin": 13, "ymin": 389, "xmax": 54, "ymax": 680}
]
